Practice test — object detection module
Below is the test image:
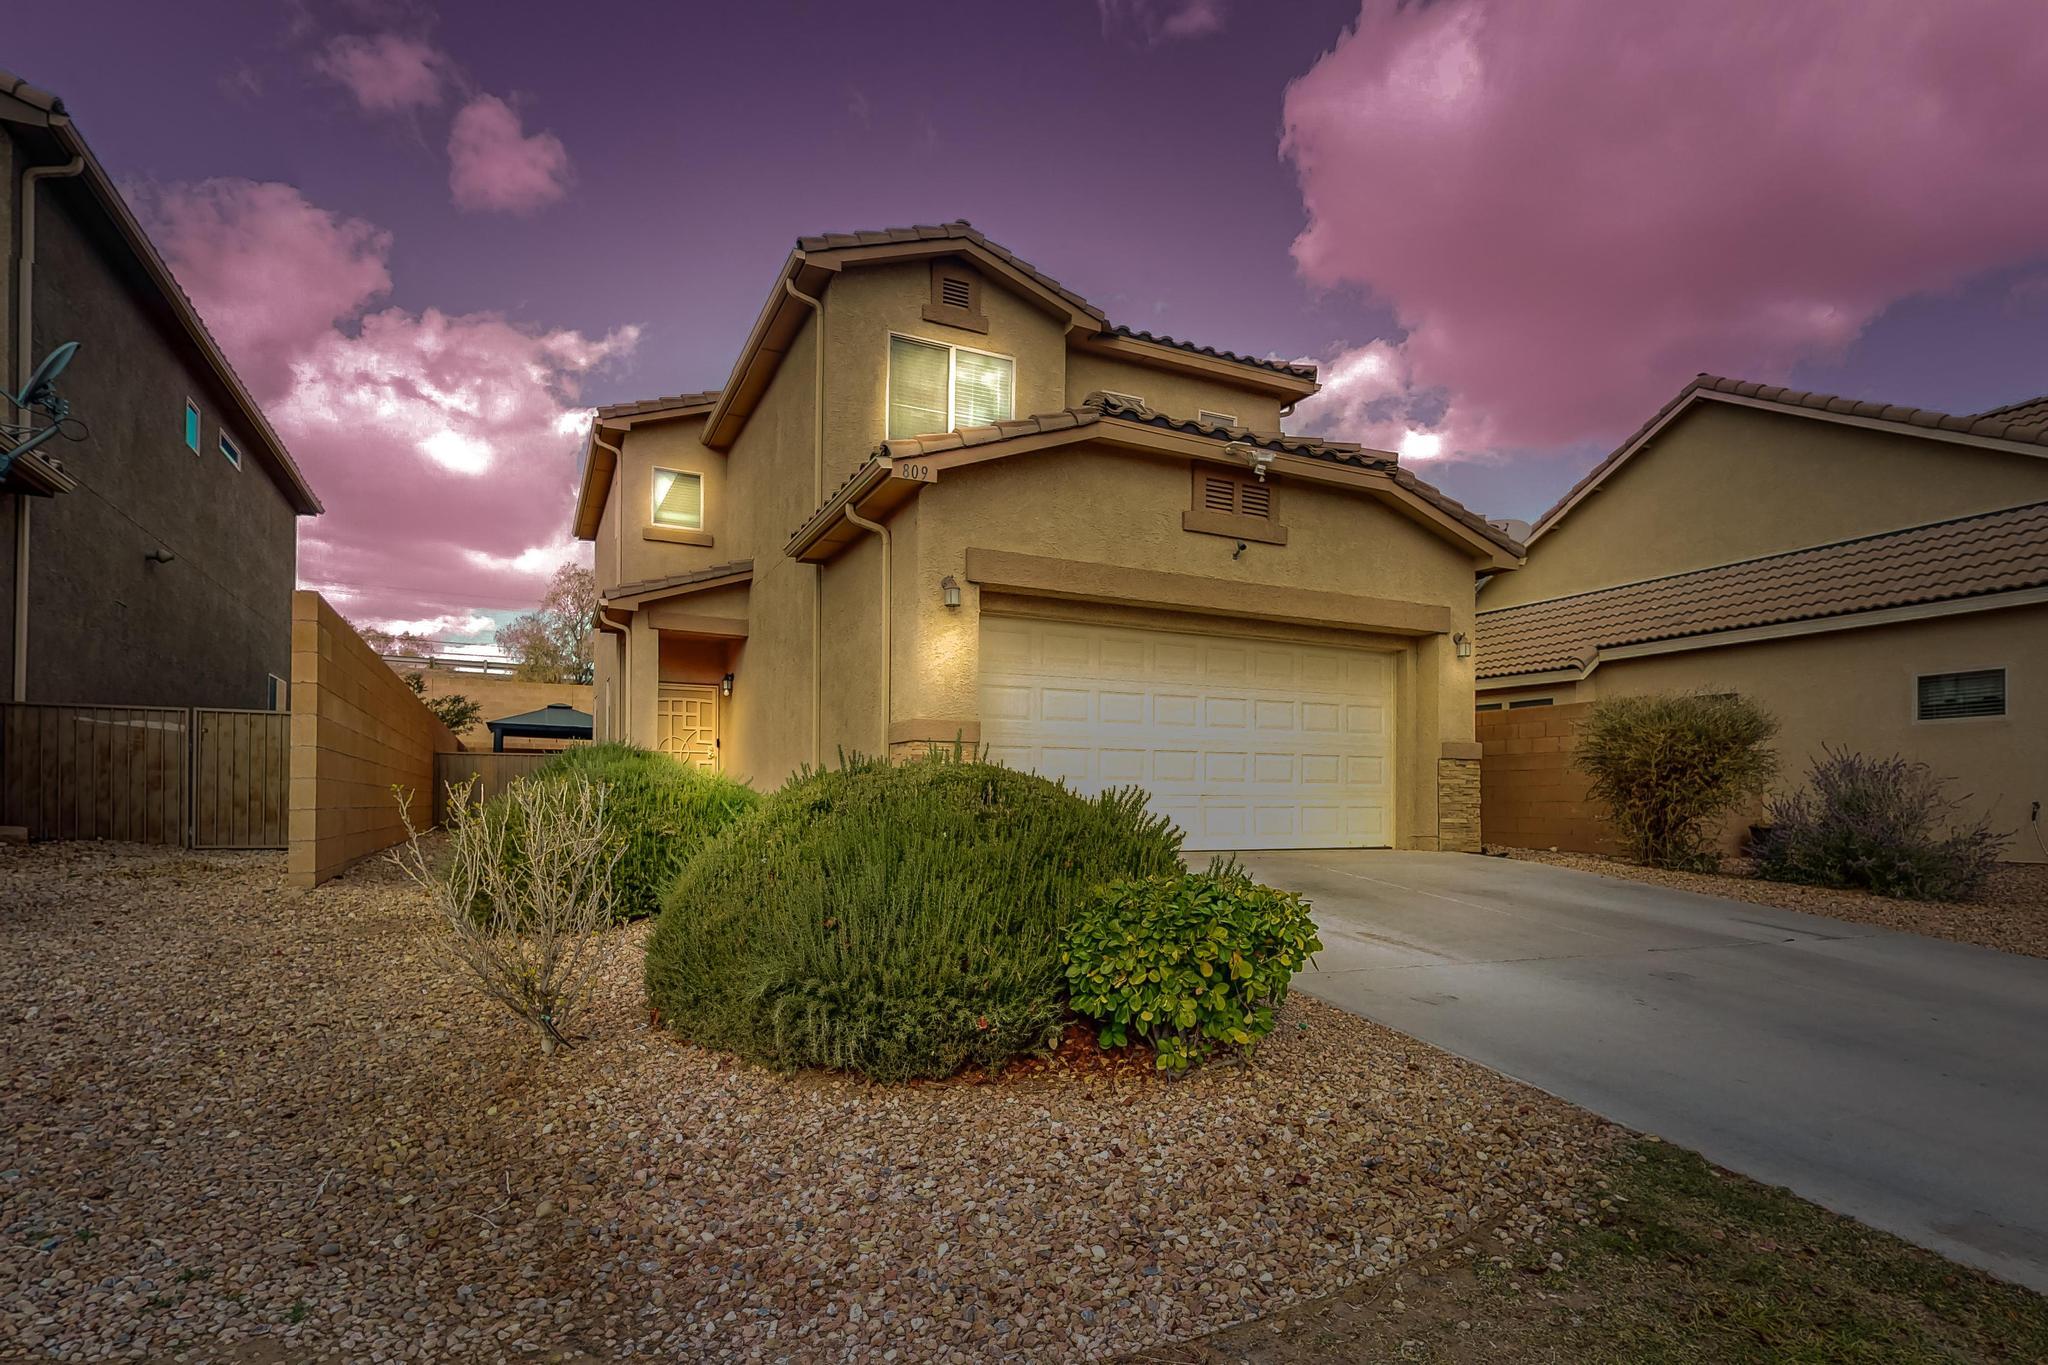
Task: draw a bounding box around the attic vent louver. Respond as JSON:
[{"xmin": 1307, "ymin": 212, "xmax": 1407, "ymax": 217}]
[{"xmin": 940, "ymin": 276, "xmax": 973, "ymax": 310}]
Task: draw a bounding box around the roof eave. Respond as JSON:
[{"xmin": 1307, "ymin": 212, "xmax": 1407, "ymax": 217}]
[
  {"xmin": 1072, "ymin": 330, "xmax": 1320, "ymax": 400},
  {"xmin": 3, "ymin": 100, "xmax": 324, "ymax": 516}
]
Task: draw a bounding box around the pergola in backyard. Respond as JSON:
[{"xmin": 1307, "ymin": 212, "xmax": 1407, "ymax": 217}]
[{"xmin": 484, "ymin": 702, "xmax": 593, "ymax": 752}]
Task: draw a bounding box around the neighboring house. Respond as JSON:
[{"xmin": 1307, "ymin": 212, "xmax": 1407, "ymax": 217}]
[
  {"xmin": 395, "ymin": 663, "xmax": 592, "ymax": 749},
  {"xmin": 573, "ymin": 222, "xmax": 1520, "ymax": 852},
  {"xmin": 1, "ymin": 69, "xmax": 320, "ymax": 710},
  {"xmin": 1476, "ymin": 375, "xmax": 2048, "ymax": 860}
]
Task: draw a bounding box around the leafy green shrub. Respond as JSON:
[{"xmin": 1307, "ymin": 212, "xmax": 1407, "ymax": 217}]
[
  {"xmin": 509, "ymin": 743, "xmax": 757, "ymax": 919},
  {"xmin": 643, "ymin": 753, "xmax": 1182, "ymax": 1081},
  {"xmin": 1753, "ymin": 748, "xmax": 2008, "ymax": 900},
  {"xmin": 1065, "ymin": 867, "xmax": 1321, "ymax": 1073},
  {"xmin": 1575, "ymin": 691, "xmax": 1778, "ymax": 869}
]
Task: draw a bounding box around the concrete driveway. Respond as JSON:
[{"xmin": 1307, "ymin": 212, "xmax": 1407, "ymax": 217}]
[{"xmin": 1231, "ymin": 849, "xmax": 2048, "ymax": 1292}]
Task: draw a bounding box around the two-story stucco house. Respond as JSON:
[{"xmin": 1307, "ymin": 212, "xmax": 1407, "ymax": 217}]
[
  {"xmin": 2, "ymin": 69, "xmax": 321, "ymax": 710},
  {"xmin": 573, "ymin": 223, "xmax": 1522, "ymax": 852}
]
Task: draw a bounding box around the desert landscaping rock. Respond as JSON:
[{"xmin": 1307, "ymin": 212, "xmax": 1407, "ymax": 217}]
[
  {"xmin": 1497, "ymin": 847, "xmax": 2048, "ymax": 959},
  {"xmin": 1, "ymin": 841, "xmax": 1616, "ymax": 1362}
]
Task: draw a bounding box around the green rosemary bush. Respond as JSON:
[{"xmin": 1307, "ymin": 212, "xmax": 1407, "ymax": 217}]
[
  {"xmin": 1754, "ymin": 748, "xmax": 2007, "ymax": 900},
  {"xmin": 1065, "ymin": 867, "xmax": 1321, "ymax": 1073},
  {"xmin": 643, "ymin": 753, "xmax": 1182, "ymax": 1081},
  {"xmin": 507, "ymin": 743, "xmax": 757, "ymax": 919}
]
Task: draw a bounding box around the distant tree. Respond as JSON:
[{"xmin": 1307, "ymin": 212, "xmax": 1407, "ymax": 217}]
[
  {"xmin": 496, "ymin": 564, "xmax": 597, "ymax": 684},
  {"xmin": 354, "ymin": 620, "xmax": 434, "ymax": 659},
  {"xmin": 404, "ymin": 672, "xmax": 485, "ymax": 733}
]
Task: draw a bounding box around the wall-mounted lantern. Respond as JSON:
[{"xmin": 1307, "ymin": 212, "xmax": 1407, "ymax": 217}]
[
  {"xmin": 1453, "ymin": 632, "xmax": 1473, "ymax": 659},
  {"xmin": 940, "ymin": 575, "xmax": 961, "ymax": 609},
  {"xmin": 720, "ymin": 672, "xmax": 735, "ymax": 698}
]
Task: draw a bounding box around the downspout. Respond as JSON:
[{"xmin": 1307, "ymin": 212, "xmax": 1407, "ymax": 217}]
[
  {"xmin": 594, "ymin": 606, "xmax": 629, "ymax": 742},
  {"xmin": 782, "ymin": 265, "xmax": 826, "ymax": 764},
  {"xmin": 12, "ymin": 152, "xmax": 86, "ymax": 702},
  {"xmin": 843, "ymin": 506, "xmax": 890, "ymax": 755}
]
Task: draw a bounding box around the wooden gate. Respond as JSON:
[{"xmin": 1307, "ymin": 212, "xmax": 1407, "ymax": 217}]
[
  {"xmin": 191, "ymin": 708, "xmax": 289, "ymax": 849},
  {"xmin": 432, "ymin": 750, "xmax": 552, "ymax": 824},
  {"xmin": 0, "ymin": 703, "xmax": 189, "ymax": 843}
]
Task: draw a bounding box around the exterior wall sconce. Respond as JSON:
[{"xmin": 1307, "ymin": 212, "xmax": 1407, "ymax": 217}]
[
  {"xmin": 940, "ymin": 575, "xmax": 961, "ymax": 609},
  {"xmin": 720, "ymin": 673, "xmax": 734, "ymax": 698},
  {"xmin": 1453, "ymin": 632, "xmax": 1473, "ymax": 659}
]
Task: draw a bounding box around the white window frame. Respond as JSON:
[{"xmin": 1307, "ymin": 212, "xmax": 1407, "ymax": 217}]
[
  {"xmin": 267, "ymin": 674, "xmax": 289, "ymax": 711},
  {"xmin": 1198, "ymin": 409, "xmax": 1239, "ymax": 427},
  {"xmin": 219, "ymin": 431, "xmax": 243, "ymax": 470},
  {"xmin": 650, "ymin": 466, "xmax": 705, "ymax": 530},
  {"xmin": 885, "ymin": 331, "xmax": 1016, "ymax": 439},
  {"xmin": 1911, "ymin": 665, "xmax": 2009, "ymax": 724},
  {"xmin": 183, "ymin": 398, "xmax": 201, "ymax": 454}
]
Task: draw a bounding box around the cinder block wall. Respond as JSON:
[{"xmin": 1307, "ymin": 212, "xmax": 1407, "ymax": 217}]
[
  {"xmin": 1476, "ymin": 702, "xmax": 1615, "ymax": 854},
  {"xmin": 398, "ymin": 669, "xmax": 592, "ymax": 749},
  {"xmin": 288, "ymin": 592, "xmax": 460, "ymax": 888}
]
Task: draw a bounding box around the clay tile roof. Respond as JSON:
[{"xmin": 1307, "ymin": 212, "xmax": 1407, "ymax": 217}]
[
  {"xmin": 791, "ymin": 222, "xmax": 1317, "ymax": 382},
  {"xmin": 607, "ymin": 560, "xmax": 752, "ymax": 601},
  {"xmin": 1104, "ymin": 326, "xmax": 1317, "ymax": 379},
  {"xmin": 1533, "ymin": 374, "xmax": 2048, "ymax": 539},
  {"xmin": 795, "ymin": 220, "xmax": 1107, "ymax": 324},
  {"xmin": 595, "ymin": 390, "xmax": 721, "ymax": 420},
  {"xmin": 1476, "ymin": 500, "xmax": 2048, "ymax": 679},
  {"xmin": 869, "ymin": 393, "xmax": 1521, "ymax": 555}
]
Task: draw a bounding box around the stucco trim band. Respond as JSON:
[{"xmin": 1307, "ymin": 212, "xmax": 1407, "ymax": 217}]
[{"xmin": 963, "ymin": 547, "xmax": 1454, "ymax": 638}]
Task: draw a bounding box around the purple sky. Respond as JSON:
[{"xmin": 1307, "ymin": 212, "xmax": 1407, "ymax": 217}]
[{"xmin": 12, "ymin": 0, "xmax": 2048, "ymax": 643}]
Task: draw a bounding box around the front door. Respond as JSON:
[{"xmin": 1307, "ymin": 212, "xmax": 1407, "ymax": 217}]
[{"xmin": 656, "ymin": 684, "xmax": 720, "ymax": 771}]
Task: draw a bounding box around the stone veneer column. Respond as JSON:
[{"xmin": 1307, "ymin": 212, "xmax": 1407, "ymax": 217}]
[{"xmin": 1436, "ymin": 743, "xmax": 1483, "ymax": 853}]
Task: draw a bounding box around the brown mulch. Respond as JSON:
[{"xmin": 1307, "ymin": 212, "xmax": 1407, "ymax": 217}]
[
  {"xmin": 1493, "ymin": 848, "xmax": 2048, "ymax": 959},
  {"xmin": 0, "ymin": 839, "xmax": 1619, "ymax": 1363}
]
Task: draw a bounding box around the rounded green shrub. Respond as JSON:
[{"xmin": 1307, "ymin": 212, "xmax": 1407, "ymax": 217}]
[
  {"xmin": 1065, "ymin": 867, "xmax": 1321, "ymax": 1073},
  {"xmin": 518, "ymin": 743, "xmax": 759, "ymax": 919},
  {"xmin": 1575, "ymin": 691, "xmax": 1778, "ymax": 869},
  {"xmin": 643, "ymin": 754, "xmax": 1182, "ymax": 1081}
]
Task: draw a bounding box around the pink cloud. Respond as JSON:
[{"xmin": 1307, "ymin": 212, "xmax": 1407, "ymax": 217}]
[
  {"xmin": 1097, "ymin": 0, "xmax": 1227, "ymax": 44},
  {"xmin": 447, "ymin": 94, "xmax": 572, "ymax": 214},
  {"xmin": 145, "ymin": 179, "xmax": 635, "ymax": 634},
  {"xmin": 1281, "ymin": 1, "xmax": 2048, "ymax": 454},
  {"xmin": 315, "ymin": 33, "xmax": 446, "ymax": 112},
  {"xmin": 130, "ymin": 179, "xmax": 391, "ymax": 399}
]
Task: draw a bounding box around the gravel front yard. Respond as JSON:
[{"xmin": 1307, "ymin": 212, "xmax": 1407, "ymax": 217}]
[
  {"xmin": 1493, "ymin": 848, "xmax": 2048, "ymax": 959},
  {"xmin": 1, "ymin": 841, "xmax": 1616, "ymax": 1363}
]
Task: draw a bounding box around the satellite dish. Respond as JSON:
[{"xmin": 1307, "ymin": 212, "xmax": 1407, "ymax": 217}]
[{"xmin": 14, "ymin": 341, "xmax": 78, "ymax": 410}]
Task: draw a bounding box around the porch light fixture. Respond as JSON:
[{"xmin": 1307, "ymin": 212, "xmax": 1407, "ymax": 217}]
[
  {"xmin": 720, "ymin": 673, "xmax": 734, "ymax": 698},
  {"xmin": 1453, "ymin": 632, "xmax": 1473, "ymax": 659},
  {"xmin": 940, "ymin": 575, "xmax": 961, "ymax": 609}
]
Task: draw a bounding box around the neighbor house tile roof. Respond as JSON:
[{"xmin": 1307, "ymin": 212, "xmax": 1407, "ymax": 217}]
[
  {"xmin": 595, "ymin": 390, "xmax": 721, "ymax": 420},
  {"xmin": 1477, "ymin": 500, "xmax": 2048, "ymax": 679},
  {"xmin": 1534, "ymin": 374, "xmax": 2048, "ymax": 538},
  {"xmin": 794, "ymin": 221, "xmax": 1317, "ymax": 382}
]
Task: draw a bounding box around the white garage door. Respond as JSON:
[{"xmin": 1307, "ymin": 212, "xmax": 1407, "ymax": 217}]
[{"xmin": 978, "ymin": 615, "xmax": 1394, "ymax": 851}]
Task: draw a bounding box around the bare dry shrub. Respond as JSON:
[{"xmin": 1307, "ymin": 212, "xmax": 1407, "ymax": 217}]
[{"xmin": 391, "ymin": 774, "xmax": 624, "ymax": 1055}]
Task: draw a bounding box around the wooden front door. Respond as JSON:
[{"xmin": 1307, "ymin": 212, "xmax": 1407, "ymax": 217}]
[{"xmin": 656, "ymin": 684, "xmax": 720, "ymax": 770}]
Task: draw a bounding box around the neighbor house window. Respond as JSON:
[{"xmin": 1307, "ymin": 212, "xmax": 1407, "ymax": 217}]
[
  {"xmin": 267, "ymin": 674, "xmax": 289, "ymax": 711},
  {"xmin": 1198, "ymin": 409, "xmax": 1238, "ymax": 427},
  {"xmin": 887, "ymin": 334, "xmax": 1015, "ymax": 439},
  {"xmin": 184, "ymin": 400, "xmax": 201, "ymax": 453},
  {"xmin": 1508, "ymin": 697, "xmax": 1555, "ymax": 709},
  {"xmin": 651, "ymin": 468, "xmax": 703, "ymax": 530},
  {"xmin": 1916, "ymin": 668, "xmax": 2006, "ymax": 721},
  {"xmin": 1475, "ymin": 702, "xmax": 1503, "ymax": 712},
  {"xmin": 219, "ymin": 433, "xmax": 242, "ymax": 470}
]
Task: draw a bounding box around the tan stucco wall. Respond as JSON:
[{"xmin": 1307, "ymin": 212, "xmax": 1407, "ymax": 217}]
[
  {"xmin": 1500, "ymin": 606, "xmax": 2047, "ymax": 862},
  {"xmin": 1483, "ymin": 402, "xmax": 2048, "ymax": 610},
  {"xmin": 1064, "ymin": 351, "xmax": 1284, "ymax": 432},
  {"xmin": 287, "ymin": 592, "xmax": 459, "ymax": 888}
]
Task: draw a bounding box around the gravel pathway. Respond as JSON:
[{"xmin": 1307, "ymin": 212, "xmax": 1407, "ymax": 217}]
[
  {"xmin": 1495, "ymin": 848, "xmax": 2048, "ymax": 959},
  {"xmin": 1, "ymin": 842, "xmax": 1616, "ymax": 1362}
]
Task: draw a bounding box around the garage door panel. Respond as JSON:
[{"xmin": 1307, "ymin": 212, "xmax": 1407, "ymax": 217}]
[{"xmin": 978, "ymin": 616, "xmax": 1393, "ymax": 852}]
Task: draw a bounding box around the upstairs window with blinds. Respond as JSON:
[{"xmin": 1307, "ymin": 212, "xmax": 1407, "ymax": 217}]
[
  {"xmin": 1197, "ymin": 468, "xmax": 1272, "ymax": 519},
  {"xmin": 651, "ymin": 468, "xmax": 704, "ymax": 530},
  {"xmin": 887, "ymin": 335, "xmax": 1015, "ymax": 440},
  {"xmin": 1916, "ymin": 668, "xmax": 2006, "ymax": 721}
]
